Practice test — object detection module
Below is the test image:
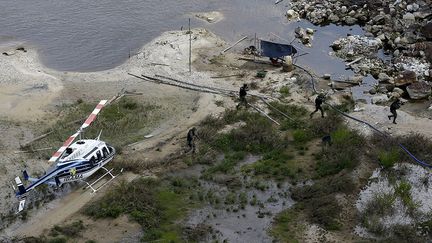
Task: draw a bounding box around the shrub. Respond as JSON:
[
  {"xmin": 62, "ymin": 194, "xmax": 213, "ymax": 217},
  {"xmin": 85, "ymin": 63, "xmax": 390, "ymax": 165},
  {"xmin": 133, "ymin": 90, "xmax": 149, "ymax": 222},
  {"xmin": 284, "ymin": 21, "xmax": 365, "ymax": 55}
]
[
  {"xmin": 84, "ymin": 178, "xmax": 162, "ymax": 230},
  {"xmin": 279, "ymin": 86, "xmax": 291, "ymax": 97},
  {"xmin": 270, "ymin": 209, "xmax": 302, "ymax": 242},
  {"xmin": 250, "ymin": 150, "xmax": 295, "ymax": 180},
  {"xmin": 309, "ymin": 112, "xmax": 343, "ymax": 137},
  {"xmin": 50, "ymin": 220, "xmax": 84, "ymax": 237},
  {"xmin": 378, "ymin": 149, "xmax": 400, "ymax": 168},
  {"xmin": 315, "ymin": 127, "xmax": 365, "ymax": 177},
  {"xmin": 395, "ymin": 181, "xmax": 418, "ymax": 213},
  {"xmin": 292, "ymin": 129, "xmax": 313, "ymax": 145}
]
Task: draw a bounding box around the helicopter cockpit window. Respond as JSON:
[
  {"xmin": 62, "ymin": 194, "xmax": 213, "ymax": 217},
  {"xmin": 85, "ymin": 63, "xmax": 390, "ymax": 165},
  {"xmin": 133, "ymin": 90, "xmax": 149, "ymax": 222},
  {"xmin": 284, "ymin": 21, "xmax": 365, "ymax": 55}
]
[
  {"xmin": 62, "ymin": 147, "xmax": 73, "ymax": 158},
  {"xmin": 102, "ymin": 147, "xmax": 109, "ymax": 157}
]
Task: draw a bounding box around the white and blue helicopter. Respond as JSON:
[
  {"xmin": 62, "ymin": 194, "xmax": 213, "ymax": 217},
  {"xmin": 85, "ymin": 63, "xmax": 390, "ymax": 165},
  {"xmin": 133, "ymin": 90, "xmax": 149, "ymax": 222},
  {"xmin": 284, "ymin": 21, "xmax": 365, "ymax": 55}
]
[{"xmin": 14, "ymin": 100, "xmax": 121, "ymax": 212}]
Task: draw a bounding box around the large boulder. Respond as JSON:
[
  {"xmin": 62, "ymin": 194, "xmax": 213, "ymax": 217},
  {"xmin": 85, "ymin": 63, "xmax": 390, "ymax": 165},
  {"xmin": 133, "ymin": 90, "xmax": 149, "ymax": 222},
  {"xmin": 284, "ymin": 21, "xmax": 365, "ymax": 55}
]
[
  {"xmin": 406, "ymin": 82, "xmax": 431, "ymax": 99},
  {"xmin": 395, "ymin": 70, "xmax": 417, "ymax": 86},
  {"xmin": 371, "ymin": 94, "xmax": 389, "ymax": 104},
  {"xmin": 422, "ymin": 22, "xmax": 432, "ymax": 39}
]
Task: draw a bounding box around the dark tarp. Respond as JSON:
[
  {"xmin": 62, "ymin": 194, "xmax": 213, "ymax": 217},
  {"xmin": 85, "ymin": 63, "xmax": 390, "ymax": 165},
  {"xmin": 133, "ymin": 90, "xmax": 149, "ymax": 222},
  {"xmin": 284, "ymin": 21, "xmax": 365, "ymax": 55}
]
[{"xmin": 260, "ymin": 40, "xmax": 297, "ymax": 58}]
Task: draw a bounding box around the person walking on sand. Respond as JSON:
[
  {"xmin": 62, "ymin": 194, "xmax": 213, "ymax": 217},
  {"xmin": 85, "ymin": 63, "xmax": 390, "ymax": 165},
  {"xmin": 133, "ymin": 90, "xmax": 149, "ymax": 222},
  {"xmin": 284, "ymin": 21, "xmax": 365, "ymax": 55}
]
[
  {"xmin": 388, "ymin": 98, "xmax": 402, "ymax": 124},
  {"xmin": 186, "ymin": 127, "xmax": 199, "ymax": 153},
  {"xmin": 236, "ymin": 83, "xmax": 249, "ymax": 109},
  {"xmin": 310, "ymin": 93, "xmax": 325, "ymax": 118}
]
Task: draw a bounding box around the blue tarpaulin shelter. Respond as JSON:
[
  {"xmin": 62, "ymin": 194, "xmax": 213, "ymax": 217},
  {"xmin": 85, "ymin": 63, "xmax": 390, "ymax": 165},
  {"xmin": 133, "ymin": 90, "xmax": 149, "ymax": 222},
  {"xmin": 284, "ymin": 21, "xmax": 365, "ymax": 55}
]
[{"xmin": 260, "ymin": 40, "xmax": 297, "ymax": 58}]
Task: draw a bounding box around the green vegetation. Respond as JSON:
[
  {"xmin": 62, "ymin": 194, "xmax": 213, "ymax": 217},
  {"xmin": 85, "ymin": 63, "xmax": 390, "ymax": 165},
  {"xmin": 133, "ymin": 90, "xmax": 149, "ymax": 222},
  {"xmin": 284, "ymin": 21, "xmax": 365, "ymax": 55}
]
[
  {"xmin": 202, "ymin": 151, "xmax": 245, "ymax": 179},
  {"xmin": 270, "ymin": 209, "xmax": 303, "ymax": 242},
  {"xmin": 315, "ymin": 128, "xmax": 365, "ymax": 177},
  {"xmin": 50, "ymin": 220, "xmax": 85, "ymax": 238},
  {"xmin": 395, "ymin": 181, "xmax": 418, "ymax": 213},
  {"xmin": 84, "ymin": 176, "xmax": 202, "ymax": 242},
  {"xmin": 379, "ymin": 149, "xmax": 400, "ymax": 168},
  {"xmin": 290, "ymin": 174, "xmax": 354, "ymax": 230},
  {"xmin": 279, "ymin": 86, "xmax": 291, "ymax": 98},
  {"xmin": 28, "ymin": 98, "xmax": 162, "ymax": 159},
  {"xmin": 244, "ymin": 150, "xmax": 296, "ymax": 180}
]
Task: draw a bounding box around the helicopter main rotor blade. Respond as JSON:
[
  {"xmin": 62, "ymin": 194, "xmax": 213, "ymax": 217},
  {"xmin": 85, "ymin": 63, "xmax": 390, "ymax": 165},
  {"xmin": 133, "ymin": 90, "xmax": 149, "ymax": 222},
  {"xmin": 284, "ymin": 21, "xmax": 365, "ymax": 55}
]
[{"xmin": 48, "ymin": 100, "xmax": 108, "ymax": 163}]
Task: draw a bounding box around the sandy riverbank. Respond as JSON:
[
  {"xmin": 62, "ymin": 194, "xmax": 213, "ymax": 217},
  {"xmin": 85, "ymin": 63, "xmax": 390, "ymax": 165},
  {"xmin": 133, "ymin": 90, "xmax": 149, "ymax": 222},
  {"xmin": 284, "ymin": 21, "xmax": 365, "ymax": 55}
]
[{"xmin": 0, "ymin": 28, "xmax": 232, "ymax": 239}]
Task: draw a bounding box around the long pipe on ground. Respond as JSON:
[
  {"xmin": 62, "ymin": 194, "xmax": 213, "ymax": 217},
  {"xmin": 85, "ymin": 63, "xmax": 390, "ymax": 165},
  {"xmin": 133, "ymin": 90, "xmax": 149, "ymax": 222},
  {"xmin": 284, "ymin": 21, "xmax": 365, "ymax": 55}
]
[{"xmin": 294, "ymin": 63, "xmax": 432, "ymax": 168}]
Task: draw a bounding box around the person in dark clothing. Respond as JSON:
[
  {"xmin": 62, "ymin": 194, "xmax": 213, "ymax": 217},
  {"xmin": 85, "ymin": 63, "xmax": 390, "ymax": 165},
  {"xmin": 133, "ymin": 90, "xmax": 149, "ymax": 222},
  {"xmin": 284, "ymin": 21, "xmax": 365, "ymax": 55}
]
[
  {"xmin": 322, "ymin": 135, "xmax": 332, "ymax": 146},
  {"xmin": 186, "ymin": 127, "xmax": 198, "ymax": 153},
  {"xmin": 310, "ymin": 93, "xmax": 325, "ymax": 118},
  {"xmin": 236, "ymin": 84, "xmax": 249, "ymax": 109},
  {"xmin": 388, "ymin": 98, "xmax": 402, "ymax": 124}
]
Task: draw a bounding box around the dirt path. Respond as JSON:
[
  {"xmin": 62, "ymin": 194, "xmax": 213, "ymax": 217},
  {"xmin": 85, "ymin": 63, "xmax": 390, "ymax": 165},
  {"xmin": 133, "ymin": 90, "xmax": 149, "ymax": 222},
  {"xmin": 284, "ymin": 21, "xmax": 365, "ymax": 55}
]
[{"xmin": 346, "ymin": 104, "xmax": 432, "ymax": 139}]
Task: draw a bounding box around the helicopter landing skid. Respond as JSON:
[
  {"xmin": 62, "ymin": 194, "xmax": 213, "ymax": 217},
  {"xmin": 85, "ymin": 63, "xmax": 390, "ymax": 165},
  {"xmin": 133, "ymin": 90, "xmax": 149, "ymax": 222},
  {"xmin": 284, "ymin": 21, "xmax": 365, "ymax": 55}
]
[{"xmin": 82, "ymin": 167, "xmax": 124, "ymax": 193}]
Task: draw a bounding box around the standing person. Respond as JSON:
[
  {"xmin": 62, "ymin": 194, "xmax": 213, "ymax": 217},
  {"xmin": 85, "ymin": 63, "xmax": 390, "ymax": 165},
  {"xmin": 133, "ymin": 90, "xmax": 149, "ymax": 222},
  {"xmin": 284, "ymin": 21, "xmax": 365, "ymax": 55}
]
[
  {"xmin": 236, "ymin": 84, "xmax": 249, "ymax": 109},
  {"xmin": 388, "ymin": 98, "xmax": 402, "ymax": 124},
  {"xmin": 186, "ymin": 127, "xmax": 199, "ymax": 153},
  {"xmin": 310, "ymin": 93, "xmax": 325, "ymax": 118}
]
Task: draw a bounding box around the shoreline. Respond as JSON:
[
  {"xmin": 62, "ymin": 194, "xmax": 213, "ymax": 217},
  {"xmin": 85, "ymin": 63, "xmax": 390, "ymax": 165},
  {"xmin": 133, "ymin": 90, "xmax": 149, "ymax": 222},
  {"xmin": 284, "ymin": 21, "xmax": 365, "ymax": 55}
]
[{"xmin": 0, "ymin": 18, "xmax": 431, "ymax": 241}]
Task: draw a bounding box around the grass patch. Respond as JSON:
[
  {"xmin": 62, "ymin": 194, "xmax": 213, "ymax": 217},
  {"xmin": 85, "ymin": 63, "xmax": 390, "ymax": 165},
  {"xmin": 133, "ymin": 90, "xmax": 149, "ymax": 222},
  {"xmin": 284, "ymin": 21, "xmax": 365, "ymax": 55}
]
[
  {"xmin": 84, "ymin": 176, "xmax": 203, "ymax": 242},
  {"xmin": 378, "ymin": 149, "xmax": 400, "ymax": 168},
  {"xmin": 395, "ymin": 181, "xmax": 418, "ymax": 213},
  {"xmin": 50, "ymin": 220, "xmax": 84, "ymax": 238},
  {"xmin": 209, "ymin": 113, "xmax": 285, "ymax": 153},
  {"xmin": 292, "ymin": 129, "xmax": 313, "ymax": 146},
  {"xmin": 202, "ymin": 151, "xmax": 245, "ymax": 179},
  {"xmin": 279, "ymin": 86, "xmax": 291, "ymax": 98},
  {"xmin": 315, "ymin": 127, "xmax": 365, "ymax": 177},
  {"xmin": 270, "ymin": 208, "xmax": 303, "ymax": 242},
  {"xmin": 29, "ymin": 98, "xmax": 162, "ymax": 159},
  {"xmin": 244, "ymin": 150, "xmax": 296, "ymax": 180},
  {"xmin": 291, "ymin": 174, "xmax": 355, "ymax": 230}
]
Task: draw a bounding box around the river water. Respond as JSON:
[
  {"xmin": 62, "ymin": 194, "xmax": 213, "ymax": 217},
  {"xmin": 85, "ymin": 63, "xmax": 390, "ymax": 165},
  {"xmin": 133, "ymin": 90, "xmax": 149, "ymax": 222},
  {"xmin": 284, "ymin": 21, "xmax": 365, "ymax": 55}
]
[{"xmin": 0, "ymin": 0, "xmax": 362, "ymax": 79}]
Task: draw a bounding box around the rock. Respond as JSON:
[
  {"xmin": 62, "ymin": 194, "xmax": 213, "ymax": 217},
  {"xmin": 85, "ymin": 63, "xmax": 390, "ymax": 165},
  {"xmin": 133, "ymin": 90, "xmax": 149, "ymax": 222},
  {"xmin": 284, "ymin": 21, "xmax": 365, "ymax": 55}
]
[
  {"xmin": 389, "ymin": 91, "xmax": 401, "ymax": 99},
  {"xmin": 393, "ymin": 87, "xmax": 405, "ymax": 95},
  {"xmin": 386, "ymin": 84, "xmax": 395, "ymax": 92},
  {"xmin": 286, "ymin": 9, "xmax": 299, "ymax": 20},
  {"xmin": 406, "ymin": 82, "xmax": 431, "ymax": 99},
  {"xmin": 406, "ymin": 4, "xmax": 419, "ymax": 12},
  {"xmin": 344, "ymin": 16, "xmax": 357, "ymax": 25},
  {"xmin": 306, "ymin": 28, "xmax": 314, "ymax": 35},
  {"xmin": 373, "ymin": 15, "xmax": 386, "ymax": 24},
  {"xmin": 378, "ymin": 85, "xmax": 388, "ymax": 93},
  {"xmin": 394, "ymin": 36, "xmax": 401, "ymax": 44},
  {"xmin": 328, "ymin": 14, "xmax": 340, "ymax": 22},
  {"xmin": 331, "ymin": 40, "xmax": 342, "ymax": 51},
  {"xmin": 422, "ymin": 22, "xmax": 432, "ymax": 39},
  {"xmin": 402, "ymin": 13, "xmax": 415, "ymax": 21},
  {"xmin": 341, "ymin": 6, "xmax": 348, "ymax": 14},
  {"xmin": 331, "ymin": 81, "xmax": 355, "ymax": 90},
  {"xmin": 378, "ymin": 72, "xmax": 391, "ymax": 82},
  {"xmin": 395, "ymin": 70, "xmax": 417, "ymax": 86},
  {"xmin": 371, "ymin": 94, "xmax": 389, "ymax": 104},
  {"xmin": 369, "ymin": 88, "xmax": 377, "ymax": 95},
  {"xmin": 322, "ymin": 74, "xmax": 331, "ymax": 79}
]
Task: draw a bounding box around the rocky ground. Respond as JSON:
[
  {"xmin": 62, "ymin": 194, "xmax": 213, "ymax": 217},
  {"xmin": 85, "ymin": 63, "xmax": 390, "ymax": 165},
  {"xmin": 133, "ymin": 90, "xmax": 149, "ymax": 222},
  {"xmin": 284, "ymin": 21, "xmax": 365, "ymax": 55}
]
[{"xmin": 287, "ymin": 0, "xmax": 432, "ymax": 105}]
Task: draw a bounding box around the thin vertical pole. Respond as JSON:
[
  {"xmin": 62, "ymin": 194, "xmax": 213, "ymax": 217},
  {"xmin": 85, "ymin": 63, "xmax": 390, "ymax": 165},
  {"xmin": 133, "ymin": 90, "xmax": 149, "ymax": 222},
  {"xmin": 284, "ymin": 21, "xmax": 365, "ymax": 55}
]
[
  {"xmin": 189, "ymin": 18, "xmax": 192, "ymax": 74},
  {"xmin": 254, "ymin": 33, "xmax": 257, "ymax": 62}
]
